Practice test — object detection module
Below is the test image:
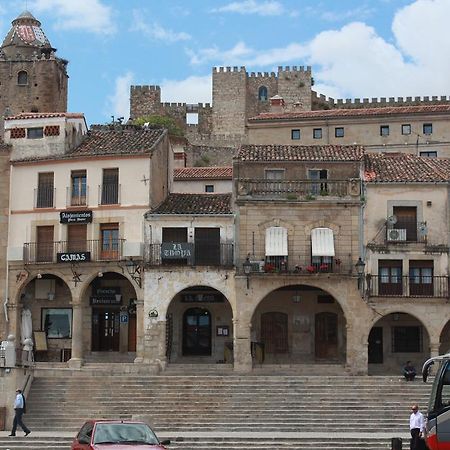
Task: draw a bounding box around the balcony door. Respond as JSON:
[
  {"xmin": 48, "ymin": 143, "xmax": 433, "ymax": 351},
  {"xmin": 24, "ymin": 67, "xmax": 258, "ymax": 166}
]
[
  {"xmin": 100, "ymin": 223, "xmax": 119, "ymax": 260},
  {"xmin": 67, "ymin": 224, "xmax": 87, "ymax": 252},
  {"xmin": 379, "ymin": 260, "xmax": 403, "ymax": 295},
  {"xmin": 101, "ymin": 168, "xmax": 119, "ymax": 205},
  {"xmin": 195, "ymin": 228, "xmax": 220, "ymax": 266},
  {"xmin": 393, "ymin": 206, "xmax": 417, "ymax": 241},
  {"xmin": 36, "ymin": 172, "xmax": 54, "ymax": 208},
  {"xmin": 409, "ymin": 260, "xmax": 433, "ymax": 296},
  {"xmin": 36, "ymin": 225, "xmax": 54, "ymax": 262},
  {"xmin": 71, "ymin": 170, "xmax": 87, "ymax": 206},
  {"xmin": 162, "ymin": 227, "xmax": 188, "ymax": 265}
]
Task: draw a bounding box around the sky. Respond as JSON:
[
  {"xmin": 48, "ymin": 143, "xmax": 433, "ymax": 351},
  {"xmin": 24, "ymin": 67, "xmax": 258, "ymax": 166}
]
[{"xmin": 0, "ymin": 0, "xmax": 449, "ymax": 126}]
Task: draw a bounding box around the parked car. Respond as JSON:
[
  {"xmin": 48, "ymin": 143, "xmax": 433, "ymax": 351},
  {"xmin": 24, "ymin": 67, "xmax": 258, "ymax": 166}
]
[{"xmin": 71, "ymin": 420, "xmax": 170, "ymax": 449}]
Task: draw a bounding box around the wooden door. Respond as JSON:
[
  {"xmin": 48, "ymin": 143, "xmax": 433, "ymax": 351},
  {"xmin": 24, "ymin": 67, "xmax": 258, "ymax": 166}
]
[
  {"xmin": 368, "ymin": 327, "xmax": 383, "ymax": 364},
  {"xmin": 92, "ymin": 308, "xmax": 120, "ymax": 351},
  {"xmin": 315, "ymin": 312, "xmax": 338, "ymax": 359},
  {"xmin": 36, "ymin": 225, "xmax": 54, "ymax": 262},
  {"xmin": 195, "ymin": 228, "xmax": 220, "ymax": 266},
  {"xmin": 100, "ymin": 223, "xmax": 119, "ymax": 260},
  {"xmin": 67, "ymin": 224, "xmax": 87, "ymax": 252},
  {"xmin": 128, "ymin": 315, "xmax": 137, "ymax": 352},
  {"xmin": 261, "ymin": 312, "xmax": 288, "ymax": 354},
  {"xmin": 182, "ymin": 308, "xmax": 211, "ymax": 356}
]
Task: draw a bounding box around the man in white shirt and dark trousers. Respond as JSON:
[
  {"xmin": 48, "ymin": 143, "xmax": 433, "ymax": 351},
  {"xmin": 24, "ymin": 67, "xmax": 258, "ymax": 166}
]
[
  {"xmin": 9, "ymin": 388, "xmax": 31, "ymax": 437},
  {"xmin": 409, "ymin": 404, "xmax": 425, "ymax": 450}
]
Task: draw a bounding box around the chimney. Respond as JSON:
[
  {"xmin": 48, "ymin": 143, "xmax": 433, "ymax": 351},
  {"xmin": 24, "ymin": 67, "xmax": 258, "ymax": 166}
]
[{"xmin": 270, "ymin": 95, "xmax": 285, "ymax": 113}]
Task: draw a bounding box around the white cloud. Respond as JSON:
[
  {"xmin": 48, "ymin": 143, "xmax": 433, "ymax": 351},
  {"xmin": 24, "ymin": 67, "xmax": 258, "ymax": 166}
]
[
  {"xmin": 161, "ymin": 75, "xmax": 212, "ymax": 105},
  {"xmin": 211, "ymin": 0, "xmax": 285, "ymax": 16},
  {"xmin": 107, "ymin": 72, "xmax": 134, "ymax": 122},
  {"xmin": 187, "ymin": 41, "xmax": 253, "ymax": 66},
  {"xmin": 30, "ymin": 0, "xmax": 115, "ymax": 35},
  {"xmin": 131, "ymin": 10, "xmax": 191, "ymax": 43}
]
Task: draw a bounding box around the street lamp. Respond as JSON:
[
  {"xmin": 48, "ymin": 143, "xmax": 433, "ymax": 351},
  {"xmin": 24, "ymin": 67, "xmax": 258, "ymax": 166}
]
[
  {"xmin": 355, "ymin": 257, "xmax": 366, "ymax": 292},
  {"xmin": 243, "ymin": 257, "xmax": 252, "ymax": 289}
]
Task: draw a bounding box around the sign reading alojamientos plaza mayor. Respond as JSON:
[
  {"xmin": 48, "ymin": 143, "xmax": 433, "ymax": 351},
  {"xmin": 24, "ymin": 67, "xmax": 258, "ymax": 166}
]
[{"xmin": 60, "ymin": 210, "xmax": 93, "ymax": 224}]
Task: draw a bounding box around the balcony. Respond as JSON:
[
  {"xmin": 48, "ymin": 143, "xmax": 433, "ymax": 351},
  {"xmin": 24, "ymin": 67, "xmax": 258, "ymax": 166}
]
[
  {"xmin": 146, "ymin": 242, "xmax": 234, "ymax": 268},
  {"xmin": 238, "ymin": 256, "xmax": 355, "ymax": 275},
  {"xmin": 99, "ymin": 183, "xmax": 120, "ymax": 205},
  {"xmin": 34, "ymin": 185, "xmax": 55, "ymax": 208},
  {"xmin": 66, "ymin": 186, "xmax": 89, "ymax": 207},
  {"xmin": 367, "ymin": 275, "xmax": 449, "ymax": 298},
  {"xmin": 236, "ymin": 179, "xmax": 360, "ymax": 200},
  {"xmin": 386, "ymin": 219, "xmax": 427, "ymax": 243},
  {"xmin": 23, "ymin": 239, "xmax": 125, "ymax": 264}
]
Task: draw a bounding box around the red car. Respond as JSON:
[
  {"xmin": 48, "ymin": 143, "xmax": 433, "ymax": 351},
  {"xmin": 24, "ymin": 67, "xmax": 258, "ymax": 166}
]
[{"xmin": 71, "ymin": 420, "xmax": 170, "ymax": 449}]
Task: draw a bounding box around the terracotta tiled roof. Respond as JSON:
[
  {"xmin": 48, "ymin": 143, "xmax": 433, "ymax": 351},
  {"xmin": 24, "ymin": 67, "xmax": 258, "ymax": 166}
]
[
  {"xmin": 236, "ymin": 144, "xmax": 364, "ymax": 162},
  {"xmin": 68, "ymin": 128, "xmax": 166, "ymax": 157},
  {"xmin": 5, "ymin": 112, "xmax": 85, "ymax": 120},
  {"xmin": 149, "ymin": 193, "xmax": 232, "ymax": 215},
  {"xmin": 364, "ymin": 153, "xmax": 450, "ymax": 183},
  {"xmin": 174, "ymin": 166, "xmax": 232, "ymax": 180},
  {"xmin": 249, "ymin": 105, "xmax": 450, "ymax": 121}
]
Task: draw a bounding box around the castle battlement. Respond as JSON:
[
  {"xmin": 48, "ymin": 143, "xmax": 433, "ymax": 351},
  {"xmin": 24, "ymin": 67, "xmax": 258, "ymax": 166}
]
[
  {"xmin": 278, "ymin": 65, "xmax": 311, "ymax": 73},
  {"xmin": 249, "ymin": 72, "xmax": 276, "ymax": 78},
  {"xmin": 162, "ymin": 102, "xmax": 186, "ymax": 108},
  {"xmin": 130, "ymin": 85, "xmax": 161, "ymax": 93},
  {"xmin": 213, "ymin": 66, "xmax": 246, "ymax": 73},
  {"xmin": 312, "ymin": 91, "xmax": 450, "ymax": 108}
]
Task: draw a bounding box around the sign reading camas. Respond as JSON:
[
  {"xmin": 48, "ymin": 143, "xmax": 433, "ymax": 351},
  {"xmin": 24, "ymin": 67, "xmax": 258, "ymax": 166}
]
[{"xmin": 57, "ymin": 252, "xmax": 91, "ymax": 263}]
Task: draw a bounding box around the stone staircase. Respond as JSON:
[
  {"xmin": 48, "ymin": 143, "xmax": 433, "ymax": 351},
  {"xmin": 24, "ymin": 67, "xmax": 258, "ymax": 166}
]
[{"xmin": 0, "ymin": 367, "xmax": 431, "ymax": 449}]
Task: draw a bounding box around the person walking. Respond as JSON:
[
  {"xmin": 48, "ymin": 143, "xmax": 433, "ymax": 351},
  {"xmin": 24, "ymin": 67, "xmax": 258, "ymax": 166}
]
[
  {"xmin": 409, "ymin": 404, "xmax": 425, "ymax": 450},
  {"xmin": 9, "ymin": 388, "xmax": 31, "ymax": 437}
]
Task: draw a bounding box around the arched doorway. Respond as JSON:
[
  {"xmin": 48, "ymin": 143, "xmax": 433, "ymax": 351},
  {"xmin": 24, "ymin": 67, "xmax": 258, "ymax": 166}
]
[
  {"xmin": 251, "ymin": 284, "xmax": 346, "ymax": 365},
  {"xmin": 166, "ymin": 286, "xmax": 233, "ymax": 363},
  {"xmin": 368, "ymin": 312, "xmax": 429, "ymax": 375},
  {"xmin": 85, "ymin": 272, "xmax": 137, "ymax": 361}
]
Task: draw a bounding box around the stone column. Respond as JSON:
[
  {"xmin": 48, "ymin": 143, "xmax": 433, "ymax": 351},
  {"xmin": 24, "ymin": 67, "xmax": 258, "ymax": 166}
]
[
  {"xmin": 430, "ymin": 341, "xmax": 441, "ymax": 358},
  {"xmin": 345, "ymin": 322, "xmax": 368, "ymax": 375},
  {"xmin": 233, "ymin": 318, "xmax": 252, "ymax": 372},
  {"xmin": 134, "ymin": 298, "xmax": 144, "ymax": 363},
  {"xmin": 6, "ymin": 302, "xmax": 19, "ymax": 350},
  {"xmin": 69, "ymin": 301, "xmax": 83, "ymax": 368}
]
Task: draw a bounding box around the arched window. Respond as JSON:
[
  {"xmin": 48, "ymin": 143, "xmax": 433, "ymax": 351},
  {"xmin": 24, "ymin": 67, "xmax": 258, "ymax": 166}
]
[
  {"xmin": 17, "ymin": 71, "xmax": 28, "ymax": 85},
  {"xmin": 258, "ymin": 86, "xmax": 268, "ymax": 102}
]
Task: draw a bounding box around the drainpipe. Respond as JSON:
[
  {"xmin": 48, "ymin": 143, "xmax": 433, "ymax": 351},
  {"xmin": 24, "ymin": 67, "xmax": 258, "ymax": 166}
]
[{"xmin": 3, "ymin": 259, "xmax": 8, "ymax": 322}]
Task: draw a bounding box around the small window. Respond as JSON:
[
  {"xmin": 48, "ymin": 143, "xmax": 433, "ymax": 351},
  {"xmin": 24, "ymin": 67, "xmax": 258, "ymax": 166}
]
[
  {"xmin": 17, "ymin": 71, "xmax": 28, "ymax": 85},
  {"xmin": 392, "ymin": 326, "xmax": 422, "ymax": 353},
  {"xmin": 423, "ymin": 123, "xmax": 433, "ymax": 135},
  {"xmin": 335, "ymin": 127, "xmax": 344, "ymax": 138},
  {"xmin": 27, "ymin": 127, "xmax": 44, "ymax": 139},
  {"xmin": 291, "ymin": 129, "xmax": 301, "ymax": 140},
  {"xmin": 265, "ymin": 169, "xmax": 285, "ymax": 180},
  {"xmin": 258, "ymin": 86, "xmax": 268, "ymax": 101},
  {"xmin": 380, "ymin": 125, "xmax": 389, "ymax": 136},
  {"xmin": 205, "ymin": 185, "xmax": 214, "ymax": 193},
  {"xmin": 402, "ymin": 124, "xmax": 411, "ymax": 135},
  {"xmin": 419, "ymin": 151, "xmax": 437, "ymax": 158},
  {"xmin": 313, "ymin": 128, "xmax": 322, "ymax": 139},
  {"xmin": 42, "ymin": 308, "xmax": 72, "ymax": 339}
]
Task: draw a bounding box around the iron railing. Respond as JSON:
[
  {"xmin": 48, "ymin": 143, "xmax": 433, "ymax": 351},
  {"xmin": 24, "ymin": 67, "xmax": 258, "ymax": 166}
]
[
  {"xmin": 23, "ymin": 239, "xmax": 125, "ymax": 264},
  {"xmin": 99, "ymin": 183, "xmax": 120, "ymax": 205},
  {"xmin": 66, "ymin": 186, "xmax": 88, "ymax": 207},
  {"xmin": 367, "ymin": 275, "xmax": 449, "ymax": 298},
  {"xmin": 386, "ymin": 218, "xmax": 427, "ymax": 243},
  {"xmin": 238, "ymin": 255, "xmax": 355, "ymax": 275},
  {"xmin": 146, "ymin": 242, "xmax": 234, "ymax": 267},
  {"xmin": 34, "ymin": 185, "xmax": 55, "ymax": 208},
  {"xmin": 236, "ymin": 179, "xmax": 359, "ymax": 199}
]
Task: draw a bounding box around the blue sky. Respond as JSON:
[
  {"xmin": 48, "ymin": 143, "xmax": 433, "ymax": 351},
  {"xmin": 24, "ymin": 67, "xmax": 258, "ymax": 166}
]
[{"xmin": 0, "ymin": 0, "xmax": 449, "ymax": 126}]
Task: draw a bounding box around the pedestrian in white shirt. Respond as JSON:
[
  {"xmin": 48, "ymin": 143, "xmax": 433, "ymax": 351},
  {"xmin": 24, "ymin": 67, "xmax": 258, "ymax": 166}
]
[
  {"xmin": 9, "ymin": 389, "xmax": 31, "ymax": 437},
  {"xmin": 409, "ymin": 404, "xmax": 425, "ymax": 450}
]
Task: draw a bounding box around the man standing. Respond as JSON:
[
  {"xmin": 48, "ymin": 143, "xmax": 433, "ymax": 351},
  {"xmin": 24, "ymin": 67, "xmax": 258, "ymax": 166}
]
[
  {"xmin": 410, "ymin": 404, "xmax": 425, "ymax": 450},
  {"xmin": 9, "ymin": 388, "xmax": 31, "ymax": 437}
]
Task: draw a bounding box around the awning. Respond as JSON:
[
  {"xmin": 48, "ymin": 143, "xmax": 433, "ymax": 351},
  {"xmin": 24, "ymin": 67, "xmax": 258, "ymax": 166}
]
[
  {"xmin": 311, "ymin": 227, "xmax": 335, "ymax": 257},
  {"xmin": 265, "ymin": 227, "xmax": 288, "ymax": 256}
]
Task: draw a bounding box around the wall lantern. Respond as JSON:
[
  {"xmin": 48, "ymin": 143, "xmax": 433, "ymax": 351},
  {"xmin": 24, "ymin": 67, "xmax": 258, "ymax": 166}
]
[
  {"xmin": 243, "ymin": 257, "xmax": 252, "ymax": 289},
  {"xmin": 355, "ymin": 257, "xmax": 366, "ymax": 292}
]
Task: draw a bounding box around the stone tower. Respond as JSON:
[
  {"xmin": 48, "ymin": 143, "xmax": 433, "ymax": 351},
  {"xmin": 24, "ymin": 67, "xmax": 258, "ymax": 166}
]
[{"xmin": 0, "ymin": 11, "xmax": 68, "ymax": 117}]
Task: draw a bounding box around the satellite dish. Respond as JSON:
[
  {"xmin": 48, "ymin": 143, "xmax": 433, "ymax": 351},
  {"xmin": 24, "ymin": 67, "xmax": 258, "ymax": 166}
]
[{"xmin": 387, "ymin": 215, "xmax": 397, "ymax": 225}]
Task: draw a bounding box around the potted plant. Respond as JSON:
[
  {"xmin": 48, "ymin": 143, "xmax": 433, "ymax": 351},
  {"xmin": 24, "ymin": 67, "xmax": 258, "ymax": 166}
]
[
  {"xmin": 264, "ymin": 263, "xmax": 275, "ymax": 273},
  {"xmin": 306, "ymin": 265, "xmax": 316, "ymax": 274},
  {"xmin": 319, "ymin": 263, "xmax": 329, "ymax": 272}
]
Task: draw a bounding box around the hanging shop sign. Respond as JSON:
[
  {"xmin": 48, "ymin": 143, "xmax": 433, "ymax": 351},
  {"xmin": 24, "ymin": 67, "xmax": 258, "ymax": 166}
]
[
  {"xmin": 161, "ymin": 242, "xmax": 192, "ymax": 259},
  {"xmin": 57, "ymin": 251, "xmax": 91, "ymax": 263},
  {"xmin": 60, "ymin": 210, "xmax": 93, "ymax": 224},
  {"xmin": 90, "ymin": 287, "xmax": 122, "ymax": 305}
]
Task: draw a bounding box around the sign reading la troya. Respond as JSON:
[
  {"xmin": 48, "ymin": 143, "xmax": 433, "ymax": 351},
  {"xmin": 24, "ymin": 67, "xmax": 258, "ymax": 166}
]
[{"xmin": 60, "ymin": 210, "xmax": 93, "ymax": 224}]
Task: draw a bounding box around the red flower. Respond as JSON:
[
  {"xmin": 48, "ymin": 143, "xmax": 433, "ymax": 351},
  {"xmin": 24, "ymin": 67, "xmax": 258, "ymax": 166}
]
[{"xmin": 306, "ymin": 265, "xmax": 316, "ymax": 273}]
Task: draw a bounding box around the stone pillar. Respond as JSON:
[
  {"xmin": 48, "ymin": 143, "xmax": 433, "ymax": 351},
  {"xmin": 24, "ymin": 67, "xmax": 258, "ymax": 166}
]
[
  {"xmin": 69, "ymin": 302, "xmax": 83, "ymax": 368},
  {"xmin": 6, "ymin": 303, "xmax": 19, "ymax": 349},
  {"xmin": 430, "ymin": 341, "xmax": 440, "ymax": 358},
  {"xmin": 134, "ymin": 299, "xmax": 144, "ymax": 363},
  {"xmin": 346, "ymin": 322, "xmax": 368, "ymax": 375},
  {"xmin": 233, "ymin": 318, "xmax": 252, "ymax": 372}
]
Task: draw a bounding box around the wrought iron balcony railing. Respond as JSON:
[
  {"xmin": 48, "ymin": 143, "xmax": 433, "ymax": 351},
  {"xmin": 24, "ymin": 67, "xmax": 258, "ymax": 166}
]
[
  {"xmin": 367, "ymin": 275, "xmax": 449, "ymax": 298},
  {"xmin": 236, "ymin": 179, "xmax": 360, "ymax": 199},
  {"xmin": 34, "ymin": 186, "xmax": 55, "ymax": 208},
  {"xmin": 146, "ymin": 242, "xmax": 234, "ymax": 268},
  {"xmin": 99, "ymin": 183, "xmax": 121, "ymax": 205},
  {"xmin": 23, "ymin": 239, "xmax": 125, "ymax": 264},
  {"xmin": 66, "ymin": 186, "xmax": 89, "ymax": 207}
]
